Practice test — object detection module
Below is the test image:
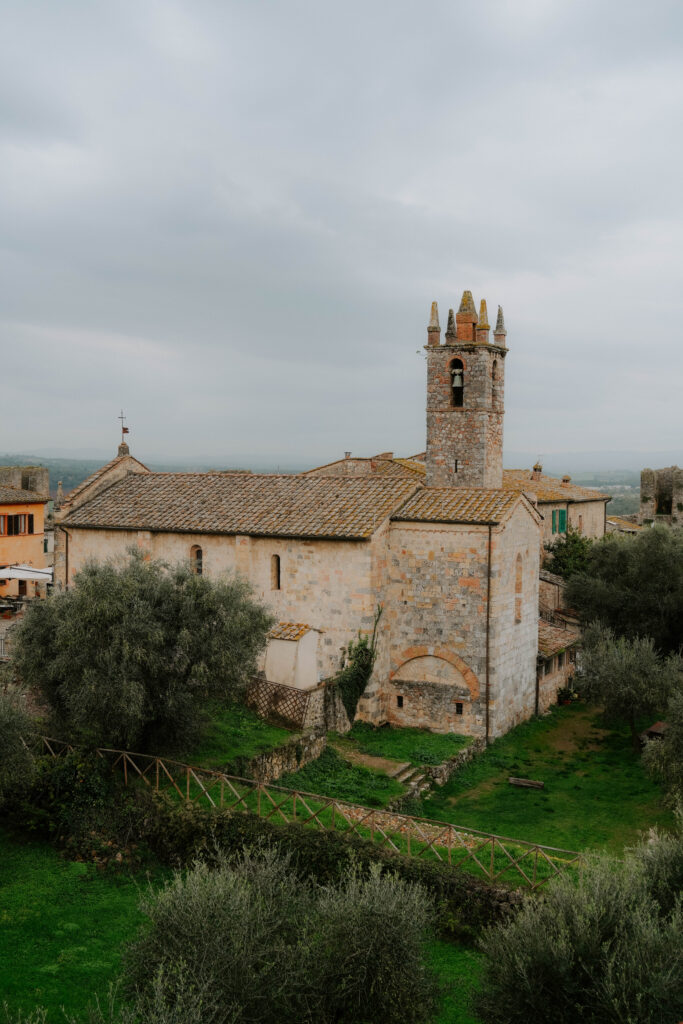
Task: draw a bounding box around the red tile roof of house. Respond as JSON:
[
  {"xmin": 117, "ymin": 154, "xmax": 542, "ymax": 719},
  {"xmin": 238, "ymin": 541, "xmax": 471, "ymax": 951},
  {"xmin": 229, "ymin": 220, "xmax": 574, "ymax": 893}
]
[
  {"xmin": 538, "ymin": 620, "xmax": 579, "ymax": 658},
  {"xmin": 503, "ymin": 470, "xmax": 610, "ymax": 504},
  {"xmin": 391, "ymin": 487, "xmax": 529, "ymax": 525},
  {"xmin": 0, "ymin": 486, "xmax": 49, "ymax": 505},
  {"xmin": 61, "ymin": 472, "xmax": 422, "ymax": 540}
]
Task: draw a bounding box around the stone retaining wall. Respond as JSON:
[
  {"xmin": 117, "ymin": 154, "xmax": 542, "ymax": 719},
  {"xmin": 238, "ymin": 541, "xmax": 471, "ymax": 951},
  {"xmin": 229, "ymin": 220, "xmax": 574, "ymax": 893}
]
[
  {"xmin": 247, "ymin": 730, "xmax": 326, "ymax": 784},
  {"xmin": 424, "ymin": 737, "xmax": 487, "ymax": 785}
]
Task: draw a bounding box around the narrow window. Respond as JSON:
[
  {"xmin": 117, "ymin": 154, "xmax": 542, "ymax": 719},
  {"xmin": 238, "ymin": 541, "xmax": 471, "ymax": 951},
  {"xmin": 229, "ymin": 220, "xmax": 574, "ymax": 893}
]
[
  {"xmin": 28, "ymin": 514, "xmax": 34, "ymax": 535},
  {"xmin": 454, "ymin": 458, "xmax": 459, "ymax": 473},
  {"xmin": 544, "ymin": 659, "xmax": 552, "ymax": 676},
  {"xmin": 271, "ymin": 554, "xmax": 281, "ymax": 590},
  {"xmin": 21, "ymin": 472, "xmax": 30, "ymax": 490},
  {"xmin": 455, "ymin": 701, "xmax": 463, "ymax": 715},
  {"xmin": 190, "ymin": 545, "xmax": 203, "ymax": 576},
  {"xmin": 558, "ymin": 652, "xmax": 565, "ymax": 669},
  {"xmin": 43, "ymin": 538, "xmax": 48, "ymax": 554},
  {"xmin": 514, "ymin": 553, "xmax": 523, "ymax": 624},
  {"xmin": 396, "ymin": 695, "xmax": 404, "ymax": 708},
  {"xmin": 18, "ymin": 580, "xmax": 27, "ymax": 597},
  {"xmin": 578, "ymin": 515, "xmax": 583, "ymax": 534},
  {"xmin": 450, "ymin": 359, "xmax": 464, "ymax": 407}
]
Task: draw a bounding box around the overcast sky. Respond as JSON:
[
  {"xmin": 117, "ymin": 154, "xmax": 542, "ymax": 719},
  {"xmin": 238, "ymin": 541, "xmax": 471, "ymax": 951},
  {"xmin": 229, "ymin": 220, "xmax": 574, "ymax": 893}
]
[{"xmin": 1, "ymin": 0, "xmax": 682, "ymax": 467}]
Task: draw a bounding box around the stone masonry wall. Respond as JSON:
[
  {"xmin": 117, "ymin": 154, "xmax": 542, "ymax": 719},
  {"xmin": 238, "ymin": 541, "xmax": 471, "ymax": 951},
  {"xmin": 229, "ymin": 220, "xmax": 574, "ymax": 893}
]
[
  {"xmin": 425, "ymin": 341, "xmax": 506, "ymax": 490},
  {"xmin": 61, "ymin": 526, "xmax": 380, "ymax": 682},
  {"xmin": 639, "ymin": 466, "xmax": 683, "ymax": 528},
  {"xmin": 382, "ymin": 521, "xmax": 491, "ymax": 735},
  {"xmin": 487, "ymin": 503, "xmax": 541, "ymax": 738}
]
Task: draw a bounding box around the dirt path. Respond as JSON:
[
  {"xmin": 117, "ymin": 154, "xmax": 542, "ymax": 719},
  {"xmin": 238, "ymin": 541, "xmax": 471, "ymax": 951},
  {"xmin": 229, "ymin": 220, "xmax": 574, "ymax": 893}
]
[{"xmin": 329, "ymin": 739, "xmax": 406, "ymax": 777}]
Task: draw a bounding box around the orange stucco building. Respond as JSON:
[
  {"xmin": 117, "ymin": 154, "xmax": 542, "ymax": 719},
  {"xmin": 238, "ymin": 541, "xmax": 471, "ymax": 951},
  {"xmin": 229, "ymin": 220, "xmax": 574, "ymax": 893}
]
[{"xmin": 0, "ymin": 485, "xmax": 49, "ymax": 598}]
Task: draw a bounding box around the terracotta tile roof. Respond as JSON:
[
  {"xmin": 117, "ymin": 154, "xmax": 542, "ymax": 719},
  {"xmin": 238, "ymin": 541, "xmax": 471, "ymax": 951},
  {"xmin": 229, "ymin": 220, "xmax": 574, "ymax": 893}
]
[
  {"xmin": 61, "ymin": 473, "xmax": 421, "ymax": 540},
  {"xmin": 538, "ymin": 619, "xmax": 578, "ymax": 658},
  {"xmin": 269, "ymin": 621, "xmax": 315, "ymax": 641},
  {"xmin": 391, "ymin": 487, "xmax": 524, "ymax": 525},
  {"xmin": 0, "ymin": 486, "xmax": 49, "ymax": 505},
  {"xmin": 607, "ymin": 515, "xmax": 642, "ymax": 531},
  {"xmin": 539, "ymin": 568, "xmax": 565, "ymax": 586},
  {"xmin": 503, "ymin": 470, "xmax": 610, "ymax": 504},
  {"xmin": 305, "ymin": 456, "xmax": 425, "ymax": 479},
  {"xmin": 63, "ymin": 453, "xmax": 150, "ymax": 505}
]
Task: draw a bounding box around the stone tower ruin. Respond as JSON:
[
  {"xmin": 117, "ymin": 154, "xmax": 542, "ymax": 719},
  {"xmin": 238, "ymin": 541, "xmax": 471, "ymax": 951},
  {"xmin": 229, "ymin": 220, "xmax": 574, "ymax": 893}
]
[
  {"xmin": 425, "ymin": 290, "xmax": 508, "ymax": 489},
  {"xmin": 639, "ymin": 466, "xmax": 683, "ymax": 528}
]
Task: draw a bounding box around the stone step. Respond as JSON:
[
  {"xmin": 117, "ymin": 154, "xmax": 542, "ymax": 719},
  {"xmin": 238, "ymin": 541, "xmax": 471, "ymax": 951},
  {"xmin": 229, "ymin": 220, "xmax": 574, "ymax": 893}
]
[
  {"xmin": 396, "ymin": 766, "xmax": 418, "ymax": 784},
  {"xmin": 388, "ymin": 762, "xmax": 411, "ymax": 780}
]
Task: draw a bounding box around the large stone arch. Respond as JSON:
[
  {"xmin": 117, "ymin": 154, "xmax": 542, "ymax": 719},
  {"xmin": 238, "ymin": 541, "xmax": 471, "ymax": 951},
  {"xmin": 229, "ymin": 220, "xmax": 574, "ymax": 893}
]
[{"xmin": 390, "ymin": 645, "xmax": 480, "ymax": 699}]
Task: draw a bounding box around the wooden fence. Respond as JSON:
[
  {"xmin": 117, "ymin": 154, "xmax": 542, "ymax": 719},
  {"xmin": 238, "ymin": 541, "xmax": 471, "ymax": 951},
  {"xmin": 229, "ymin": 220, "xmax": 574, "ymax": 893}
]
[{"xmin": 38, "ymin": 737, "xmax": 582, "ymax": 890}]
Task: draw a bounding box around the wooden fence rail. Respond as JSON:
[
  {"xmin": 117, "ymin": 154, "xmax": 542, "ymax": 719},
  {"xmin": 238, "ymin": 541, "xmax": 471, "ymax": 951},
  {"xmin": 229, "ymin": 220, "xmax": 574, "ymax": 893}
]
[{"xmin": 38, "ymin": 737, "xmax": 582, "ymax": 890}]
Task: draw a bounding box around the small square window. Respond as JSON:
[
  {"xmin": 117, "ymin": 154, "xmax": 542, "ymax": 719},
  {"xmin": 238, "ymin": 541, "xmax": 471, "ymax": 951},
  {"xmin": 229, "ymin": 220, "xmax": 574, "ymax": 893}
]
[
  {"xmin": 455, "ymin": 702, "xmax": 463, "ymax": 715},
  {"xmin": 396, "ymin": 695, "xmax": 404, "ymax": 708}
]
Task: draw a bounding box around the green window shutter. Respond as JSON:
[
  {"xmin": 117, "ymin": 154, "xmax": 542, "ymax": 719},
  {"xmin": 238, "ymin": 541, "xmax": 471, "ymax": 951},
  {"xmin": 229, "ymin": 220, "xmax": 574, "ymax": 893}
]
[
  {"xmin": 559, "ymin": 509, "xmax": 567, "ymax": 532},
  {"xmin": 552, "ymin": 510, "xmax": 557, "ymax": 533}
]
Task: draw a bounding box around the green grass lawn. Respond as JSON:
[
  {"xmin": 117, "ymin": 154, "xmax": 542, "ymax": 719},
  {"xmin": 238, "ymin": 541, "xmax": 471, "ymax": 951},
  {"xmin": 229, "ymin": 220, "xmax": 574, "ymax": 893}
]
[
  {"xmin": 180, "ymin": 701, "xmax": 293, "ymax": 771},
  {"xmin": 418, "ymin": 704, "xmax": 674, "ymax": 853},
  {"xmin": 280, "ymin": 747, "xmax": 404, "ymax": 807},
  {"xmin": 337, "ymin": 722, "xmax": 472, "ymax": 766},
  {"xmin": 0, "ymin": 829, "xmax": 146, "ymax": 1021},
  {"xmin": 0, "ymin": 829, "xmax": 478, "ymax": 1023},
  {"xmin": 428, "ymin": 941, "xmax": 483, "ymax": 1024}
]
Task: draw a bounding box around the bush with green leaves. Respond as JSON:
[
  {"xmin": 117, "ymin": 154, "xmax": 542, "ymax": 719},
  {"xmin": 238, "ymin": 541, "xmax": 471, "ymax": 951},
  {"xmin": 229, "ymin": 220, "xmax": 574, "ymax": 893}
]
[
  {"xmin": 566, "ymin": 525, "xmax": 683, "ymax": 654},
  {"xmin": 11, "ymin": 552, "xmax": 273, "ymax": 752},
  {"xmin": 0, "ymin": 681, "xmax": 35, "ymax": 806},
  {"xmin": 543, "ymin": 524, "xmax": 593, "ymax": 579},
  {"xmin": 124, "ymin": 848, "xmax": 438, "ymax": 1024},
  {"xmin": 476, "ymin": 827, "xmax": 683, "ymax": 1024},
  {"xmin": 576, "ymin": 622, "xmax": 681, "ymax": 750},
  {"xmin": 643, "ymin": 687, "xmax": 683, "ymax": 800}
]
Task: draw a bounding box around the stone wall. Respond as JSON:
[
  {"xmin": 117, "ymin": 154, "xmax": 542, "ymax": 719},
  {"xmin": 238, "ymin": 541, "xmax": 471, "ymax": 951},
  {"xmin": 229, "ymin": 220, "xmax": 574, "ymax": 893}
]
[
  {"xmin": 246, "ymin": 730, "xmax": 326, "ymax": 784},
  {"xmin": 423, "ymin": 737, "xmax": 486, "ymax": 785},
  {"xmin": 639, "ymin": 466, "xmax": 683, "ymax": 528},
  {"xmin": 58, "ymin": 525, "xmax": 382, "ymax": 683},
  {"xmin": 425, "ymin": 339, "xmax": 506, "ymax": 490},
  {"xmin": 487, "ymin": 502, "xmax": 541, "ymax": 737},
  {"xmin": 538, "ymin": 655, "xmax": 576, "ymax": 713}
]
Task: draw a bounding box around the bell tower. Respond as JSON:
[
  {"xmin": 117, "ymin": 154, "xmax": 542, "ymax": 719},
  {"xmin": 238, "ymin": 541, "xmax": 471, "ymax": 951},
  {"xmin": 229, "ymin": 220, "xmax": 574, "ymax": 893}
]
[{"xmin": 425, "ymin": 290, "xmax": 507, "ymax": 489}]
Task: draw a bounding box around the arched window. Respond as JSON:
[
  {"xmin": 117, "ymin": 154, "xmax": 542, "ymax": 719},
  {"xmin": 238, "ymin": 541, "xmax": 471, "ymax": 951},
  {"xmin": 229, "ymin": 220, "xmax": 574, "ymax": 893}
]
[
  {"xmin": 514, "ymin": 553, "xmax": 523, "ymax": 624},
  {"xmin": 190, "ymin": 545, "xmax": 203, "ymax": 576},
  {"xmin": 450, "ymin": 359, "xmax": 464, "ymax": 407},
  {"xmin": 271, "ymin": 554, "xmax": 281, "ymax": 591},
  {"xmin": 492, "ymin": 359, "xmax": 498, "ymax": 382}
]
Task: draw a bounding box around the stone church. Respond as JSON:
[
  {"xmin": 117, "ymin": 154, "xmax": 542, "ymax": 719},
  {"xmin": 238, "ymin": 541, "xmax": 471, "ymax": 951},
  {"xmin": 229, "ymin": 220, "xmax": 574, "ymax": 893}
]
[{"xmin": 55, "ymin": 291, "xmax": 548, "ymax": 740}]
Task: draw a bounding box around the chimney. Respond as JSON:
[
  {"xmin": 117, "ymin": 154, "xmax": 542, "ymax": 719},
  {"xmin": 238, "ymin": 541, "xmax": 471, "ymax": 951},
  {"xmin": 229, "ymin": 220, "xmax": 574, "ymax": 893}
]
[
  {"xmin": 56, "ymin": 481, "xmax": 64, "ymax": 508},
  {"xmin": 455, "ymin": 290, "xmax": 478, "ymax": 342},
  {"xmin": 476, "ymin": 299, "xmax": 490, "ymax": 344},
  {"xmin": 344, "ymin": 452, "xmax": 351, "ymax": 459},
  {"xmin": 531, "ymin": 462, "xmax": 543, "ymax": 482},
  {"xmin": 427, "ymin": 301, "xmax": 440, "ymax": 346},
  {"xmin": 561, "ymin": 474, "xmax": 571, "ymax": 487}
]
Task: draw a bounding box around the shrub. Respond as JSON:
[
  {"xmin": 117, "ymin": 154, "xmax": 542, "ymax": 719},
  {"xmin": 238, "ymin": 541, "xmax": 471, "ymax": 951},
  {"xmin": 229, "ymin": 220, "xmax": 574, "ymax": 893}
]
[
  {"xmin": 643, "ymin": 687, "xmax": 683, "ymax": 800},
  {"xmin": 0, "ymin": 683, "xmax": 35, "ymax": 806},
  {"xmin": 11, "ymin": 552, "xmax": 273, "ymax": 752},
  {"xmin": 476, "ymin": 837, "xmax": 683, "ymax": 1024},
  {"xmin": 124, "ymin": 848, "xmax": 438, "ymax": 1024}
]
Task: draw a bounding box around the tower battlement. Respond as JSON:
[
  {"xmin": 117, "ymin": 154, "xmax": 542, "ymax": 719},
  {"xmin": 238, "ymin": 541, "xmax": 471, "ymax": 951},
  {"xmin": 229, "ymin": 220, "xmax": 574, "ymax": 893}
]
[{"xmin": 425, "ymin": 290, "xmax": 507, "ymax": 489}]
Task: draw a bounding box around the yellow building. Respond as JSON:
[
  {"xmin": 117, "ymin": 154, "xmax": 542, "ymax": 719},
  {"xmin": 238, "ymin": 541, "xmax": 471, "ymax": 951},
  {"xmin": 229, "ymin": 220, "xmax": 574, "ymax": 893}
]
[{"xmin": 0, "ymin": 484, "xmax": 49, "ymax": 599}]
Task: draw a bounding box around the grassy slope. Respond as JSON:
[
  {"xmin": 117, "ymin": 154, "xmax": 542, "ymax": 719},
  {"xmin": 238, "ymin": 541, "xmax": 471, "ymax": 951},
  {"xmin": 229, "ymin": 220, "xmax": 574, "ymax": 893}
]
[
  {"xmin": 279, "ymin": 747, "xmax": 404, "ymax": 807},
  {"xmin": 419, "ymin": 705, "xmax": 673, "ymax": 852},
  {"xmin": 0, "ymin": 829, "xmax": 477, "ymax": 1023},
  {"xmin": 179, "ymin": 702, "xmax": 292, "ymax": 771},
  {"xmin": 0, "ymin": 830, "xmax": 145, "ymax": 1021},
  {"xmin": 337, "ymin": 723, "xmax": 471, "ymax": 766}
]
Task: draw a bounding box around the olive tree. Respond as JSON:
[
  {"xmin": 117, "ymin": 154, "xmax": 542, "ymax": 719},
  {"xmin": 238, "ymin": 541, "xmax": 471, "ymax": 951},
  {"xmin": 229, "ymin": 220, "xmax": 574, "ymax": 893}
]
[
  {"xmin": 11, "ymin": 552, "xmax": 273, "ymax": 752},
  {"xmin": 0, "ymin": 674, "xmax": 35, "ymax": 805},
  {"xmin": 576, "ymin": 622, "xmax": 681, "ymax": 750}
]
